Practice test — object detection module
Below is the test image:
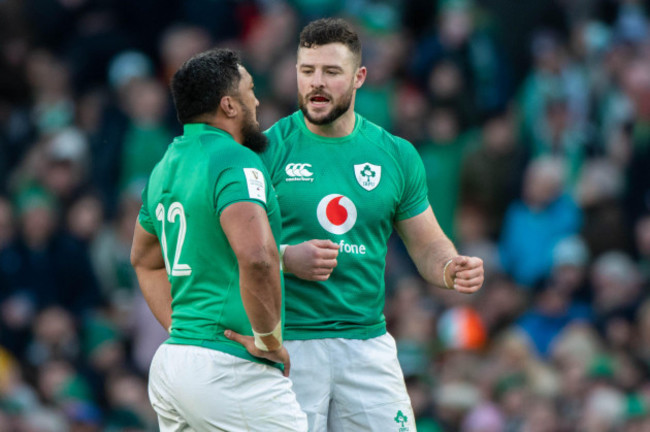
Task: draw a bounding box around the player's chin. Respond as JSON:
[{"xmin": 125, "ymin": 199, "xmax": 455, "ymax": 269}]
[
  {"xmin": 308, "ymin": 104, "xmax": 331, "ymax": 115},
  {"xmin": 309, "ymin": 113, "xmax": 333, "ymax": 126}
]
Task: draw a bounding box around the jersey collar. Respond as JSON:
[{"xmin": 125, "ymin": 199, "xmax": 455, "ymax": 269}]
[
  {"xmin": 183, "ymin": 123, "xmax": 234, "ymax": 139},
  {"xmin": 294, "ymin": 111, "xmax": 362, "ymax": 144}
]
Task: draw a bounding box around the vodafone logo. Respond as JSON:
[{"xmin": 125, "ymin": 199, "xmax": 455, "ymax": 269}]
[{"xmin": 317, "ymin": 194, "xmax": 357, "ymax": 234}]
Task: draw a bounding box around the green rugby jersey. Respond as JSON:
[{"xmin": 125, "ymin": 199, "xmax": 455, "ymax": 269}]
[
  {"xmin": 139, "ymin": 123, "xmax": 282, "ymax": 367},
  {"xmin": 262, "ymin": 111, "xmax": 429, "ymax": 340}
]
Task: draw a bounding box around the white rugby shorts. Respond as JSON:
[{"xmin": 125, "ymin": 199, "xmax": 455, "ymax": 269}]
[
  {"xmin": 148, "ymin": 344, "xmax": 307, "ymax": 431},
  {"xmin": 285, "ymin": 333, "xmax": 417, "ymax": 432}
]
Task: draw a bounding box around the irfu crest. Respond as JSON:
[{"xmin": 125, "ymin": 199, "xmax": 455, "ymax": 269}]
[{"xmin": 354, "ymin": 163, "xmax": 381, "ymax": 191}]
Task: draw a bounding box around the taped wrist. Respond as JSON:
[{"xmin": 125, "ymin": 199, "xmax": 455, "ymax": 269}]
[
  {"xmin": 253, "ymin": 321, "xmax": 283, "ymax": 352},
  {"xmin": 443, "ymin": 258, "xmax": 455, "ymax": 290},
  {"xmin": 279, "ymin": 244, "xmax": 289, "ymax": 272}
]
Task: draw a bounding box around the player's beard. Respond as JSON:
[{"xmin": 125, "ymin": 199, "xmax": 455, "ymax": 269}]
[
  {"xmin": 298, "ymin": 84, "xmax": 354, "ymax": 126},
  {"xmin": 240, "ymin": 102, "xmax": 268, "ymax": 153}
]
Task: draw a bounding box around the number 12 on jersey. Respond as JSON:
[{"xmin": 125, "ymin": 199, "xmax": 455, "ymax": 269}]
[{"xmin": 156, "ymin": 202, "xmax": 192, "ymax": 277}]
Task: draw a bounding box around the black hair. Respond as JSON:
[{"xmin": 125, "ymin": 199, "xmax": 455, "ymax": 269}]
[
  {"xmin": 170, "ymin": 48, "xmax": 241, "ymax": 124},
  {"xmin": 299, "ymin": 18, "xmax": 361, "ymax": 66}
]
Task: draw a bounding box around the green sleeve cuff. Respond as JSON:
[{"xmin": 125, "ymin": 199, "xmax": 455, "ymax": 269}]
[{"xmin": 395, "ymin": 199, "xmax": 429, "ymax": 221}]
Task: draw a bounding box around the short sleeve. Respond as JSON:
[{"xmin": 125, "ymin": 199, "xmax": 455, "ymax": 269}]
[
  {"xmin": 138, "ymin": 182, "xmax": 156, "ymax": 234},
  {"xmin": 214, "ymin": 166, "xmax": 268, "ymax": 215},
  {"xmin": 395, "ymin": 139, "xmax": 430, "ymax": 221}
]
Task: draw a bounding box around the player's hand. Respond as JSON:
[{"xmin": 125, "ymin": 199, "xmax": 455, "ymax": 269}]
[
  {"xmin": 224, "ymin": 330, "xmax": 291, "ymax": 377},
  {"xmin": 283, "ymin": 240, "xmax": 339, "ymax": 281},
  {"xmin": 447, "ymin": 256, "xmax": 484, "ymax": 294}
]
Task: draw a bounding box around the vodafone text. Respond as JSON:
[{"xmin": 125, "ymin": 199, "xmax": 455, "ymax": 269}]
[{"xmin": 338, "ymin": 239, "xmax": 366, "ymax": 255}]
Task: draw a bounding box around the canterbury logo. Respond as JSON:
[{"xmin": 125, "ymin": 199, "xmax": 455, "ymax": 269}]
[{"xmin": 285, "ymin": 163, "xmax": 313, "ymax": 177}]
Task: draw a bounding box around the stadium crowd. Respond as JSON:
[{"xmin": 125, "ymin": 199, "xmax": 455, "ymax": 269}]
[{"xmin": 1, "ymin": 0, "xmax": 650, "ymax": 430}]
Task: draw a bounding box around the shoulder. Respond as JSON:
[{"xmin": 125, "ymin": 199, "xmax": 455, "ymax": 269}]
[
  {"xmin": 356, "ymin": 117, "xmax": 423, "ymax": 178},
  {"xmin": 264, "ymin": 112, "xmax": 301, "ymax": 144},
  {"xmin": 200, "ymin": 134, "xmax": 265, "ymax": 170},
  {"xmin": 357, "ymin": 115, "xmax": 418, "ymax": 157},
  {"xmin": 551, "ymin": 194, "xmax": 581, "ymax": 216},
  {"xmin": 505, "ymin": 201, "xmax": 530, "ymax": 219},
  {"xmin": 261, "ymin": 113, "xmax": 303, "ymax": 168}
]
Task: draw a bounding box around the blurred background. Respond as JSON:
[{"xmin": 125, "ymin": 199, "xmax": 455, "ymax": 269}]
[{"xmin": 0, "ymin": 0, "xmax": 649, "ymax": 430}]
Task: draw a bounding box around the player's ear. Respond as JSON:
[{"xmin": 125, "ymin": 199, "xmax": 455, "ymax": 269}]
[
  {"xmin": 220, "ymin": 95, "xmax": 238, "ymax": 118},
  {"xmin": 354, "ymin": 66, "xmax": 367, "ymax": 89}
]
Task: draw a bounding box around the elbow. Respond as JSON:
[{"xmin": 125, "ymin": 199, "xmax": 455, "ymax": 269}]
[
  {"xmin": 130, "ymin": 245, "xmax": 142, "ymax": 270},
  {"xmin": 238, "ymin": 247, "xmax": 278, "ymax": 276},
  {"xmin": 247, "ymin": 259, "xmax": 273, "ymax": 276}
]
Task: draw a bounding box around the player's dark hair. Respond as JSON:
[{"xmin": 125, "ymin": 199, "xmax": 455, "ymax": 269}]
[
  {"xmin": 299, "ymin": 18, "xmax": 362, "ymax": 66},
  {"xmin": 171, "ymin": 48, "xmax": 241, "ymax": 124}
]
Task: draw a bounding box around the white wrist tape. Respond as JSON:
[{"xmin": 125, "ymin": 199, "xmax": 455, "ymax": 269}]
[
  {"xmin": 279, "ymin": 244, "xmax": 288, "ymax": 272},
  {"xmin": 253, "ymin": 320, "xmax": 282, "ymax": 352}
]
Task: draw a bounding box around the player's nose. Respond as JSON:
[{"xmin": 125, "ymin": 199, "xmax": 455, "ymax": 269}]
[{"xmin": 310, "ymin": 70, "xmax": 325, "ymax": 88}]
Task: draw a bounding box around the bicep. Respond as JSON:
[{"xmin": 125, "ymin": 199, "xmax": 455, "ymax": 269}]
[
  {"xmin": 220, "ymin": 202, "xmax": 277, "ymax": 261},
  {"xmin": 131, "ymin": 221, "xmax": 166, "ymax": 270},
  {"xmin": 395, "ymin": 206, "xmax": 448, "ymax": 256}
]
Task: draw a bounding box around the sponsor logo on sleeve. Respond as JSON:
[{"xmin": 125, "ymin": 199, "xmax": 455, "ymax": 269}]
[{"xmin": 243, "ymin": 168, "xmax": 266, "ymax": 203}]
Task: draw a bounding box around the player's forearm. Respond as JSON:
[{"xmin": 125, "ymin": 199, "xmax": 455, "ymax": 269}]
[
  {"xmin": 412, "ymin": 238, "xmax": 458, "ymax": 289},
  {"xmin": 396, "ymin": 208, "xmax": 458, "ymax": 289},
  {"xmin": 239, "ymin": 248, "xmax": 282, "ymax": 333},
  {"xmin": 221, "ymin": 202, "xmax": 283, "ymax": 347},
  {"xmin": 131, "ymin": 222, "xmax": 172, "ymax": 331},
  {"xmin": 135, "ymin": 267, "xmax": 173, "ymax": 331}
]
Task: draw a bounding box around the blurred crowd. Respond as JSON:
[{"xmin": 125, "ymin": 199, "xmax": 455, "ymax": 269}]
[{"xmin": 1, "ymin": 0, "xmax": 650, "ymax": 431}]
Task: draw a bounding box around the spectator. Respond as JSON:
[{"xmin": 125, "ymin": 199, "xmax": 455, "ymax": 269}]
[
  {"xmin": 460, "ymin": 107, "xmax": 528, "ymax": 239},
  {"xmin": 591, "ymin": 251, "xmax": 643, "ymax": 335},
  {"xmin": 92, "ymin": 76, "xmax": 174, "ymax": 213},
  {"xmin": 499, "ymin": 156, "xmax": 582, "ymax": 288},
  {"xmin": 576, "ymin": 158, "xmax": 630, "ymax": 257},
  {"xmin": 634, "ymin": 214, "xmax": 650, "ymax": 283},
  {"xmin": 419, "ymin": 106, "xmax": 477, "ymax": 239},
  {"xmin": 0, "ymin": 187, "xmax": 101, "ymax": 327},
  {"xmin": 0, "ymin": 197, "xmax": 15, "ymax": 249},
  {"xmin": 25, "ymin": 307, "xmax": 79, "ymax": 367},
  {"xmin": 517, "ymin": 286, "xmax": 591, "ymax": 357},
  {"xmin": 2, "ymin": 2, "xmax": 650, "ymax": 430}
]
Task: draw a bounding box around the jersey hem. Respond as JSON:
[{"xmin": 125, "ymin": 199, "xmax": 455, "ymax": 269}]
[
  {"xmin": 165, "ymin": 336, "xmax": 283, "ymax": 371},
  {"xmin": 284, "ymin": 324, "xmax": 387, "ymax": 341}
]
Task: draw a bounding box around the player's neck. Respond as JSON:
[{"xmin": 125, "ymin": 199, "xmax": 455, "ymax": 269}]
[
  {"xmin": 305, "ymin": 109, "xmax": 356, "ymax": 138},
  {"xmin": 204, "ymin": 117, "xmax": 243, "ymax": 144}
]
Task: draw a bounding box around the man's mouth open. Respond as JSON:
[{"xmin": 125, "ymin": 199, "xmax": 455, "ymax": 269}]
[{"xmin": 310, "ymin": 95, "xmax": 330, "ymax": 106}]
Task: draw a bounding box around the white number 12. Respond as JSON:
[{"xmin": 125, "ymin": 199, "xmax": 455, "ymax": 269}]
[{"xmin": 156, "ymin": 202, "xmax": 192, "ymax": 276}]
